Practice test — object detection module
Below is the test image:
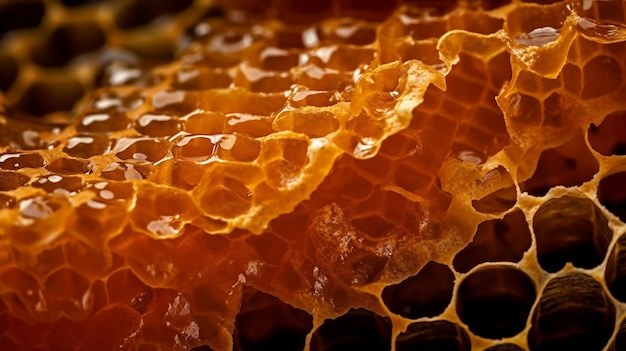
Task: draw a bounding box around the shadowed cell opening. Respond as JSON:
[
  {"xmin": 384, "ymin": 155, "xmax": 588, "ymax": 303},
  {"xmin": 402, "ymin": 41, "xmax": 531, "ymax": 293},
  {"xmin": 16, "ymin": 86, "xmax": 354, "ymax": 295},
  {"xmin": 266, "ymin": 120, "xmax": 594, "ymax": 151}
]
[
  {"xmin": 528, "ymin": 273, "xmax": 615, "ymax": 351},
  {"xmin": 453, "ymin": 210, "xmax": 531, "ymax": 273},
  {"xmin": 483, "ymin": 344, "xmax": 524, "ymax": 351},
  {"xmin": 605, "ymin": 234, "xmax": 626, "ymax": 302},
  {"xmin": 533, "ymin": 195, "xmax": 612, "ymax": 273},
  {"xmin": 598, "ymin": 171, "xmax": 626, "ymax": 223},
  {"xmin": 588, "ymin": 110, "xmax": 626, "ymax": 156},
  {"xmin": 382, "ymin": 261, "xmax": 454, "ymax": 319},
  {"xmin": 456, "ymin": 266, "xmax": 536, "ymax": 339},
  {"xmin": 233, "ymin": 288, "xmax": 312, "ymax": 351},
  {"xmin": 310, "ymin": 308, "xmax": 391, "ymax": 351}
]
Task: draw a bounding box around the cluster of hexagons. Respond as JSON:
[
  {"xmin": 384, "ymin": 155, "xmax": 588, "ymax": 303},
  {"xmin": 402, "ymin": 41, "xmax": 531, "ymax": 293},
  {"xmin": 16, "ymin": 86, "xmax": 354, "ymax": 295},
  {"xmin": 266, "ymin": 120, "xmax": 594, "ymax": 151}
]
[{"xmin": 0, "ymin": 0, "xmax": 626, "ymax": 350}]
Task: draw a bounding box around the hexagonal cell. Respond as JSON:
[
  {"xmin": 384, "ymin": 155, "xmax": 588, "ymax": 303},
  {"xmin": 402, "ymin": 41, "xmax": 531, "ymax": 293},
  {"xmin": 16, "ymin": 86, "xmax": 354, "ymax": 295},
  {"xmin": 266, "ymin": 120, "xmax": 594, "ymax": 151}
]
[
  {"xmin": 532, "ymin": 195, "xmax": 612, "ymax": 273},
  {"xmin": 456, "ymin": 266, "xmax": 536, "ymax": 339},
  {"xmin": 521, "ymin": 132, "xmax": 599, "ymax": 197},
  {"xmin": 45, "ymin": 157, "xmax": 91, "ymax": 175},
  {"xmin": 588, "ymin": 110, "xmax": 626, "ymax": 156},
  {"xmin": 605, "ymin": 234, "xmax": 626, "ymax": 302},
  {"xmin": 0, "ymin": 171, "xmax": 30, "ymax": 191},
  {"xmin": 598, "ymin": 171, "xmax": 626, "ymax": 222},
  {"xmin": 0, "ymin": 0, "xmax": 45, "ymax": 37},
  {"xmin": 16, "ymin": 78, "xmax": 85, "ymax": 116},
  {"xmin": 582, "ymin": 55, "xmax": 622, "ymax": 100},
  {"xmin": 114, "ymin": 0, "xmax": 193, "ymax": 30},
  {"xmin": 381, "ymin": 261, "xmax": 454, "ymax": 319},
  {"xmin": 395, "ymin": 320, "xmax": 470, "ymax": 351},
  {"xmin": 233, "ymin": 288, "xmax": 312, "ymax": 351},
  {"xmin": 310, "ymin": 308, "xmax": 391, "ymax": 351},
  {"xmin": 528, "ymin": 273, "xmax": 615, "ymax": 351},
  {"xmin": 30, "ymin": 22, "xmax": 107, "ymax": 67},
  {"xmin": 453, "ymin": 210, "xmax": 531, "ymax": 273}
]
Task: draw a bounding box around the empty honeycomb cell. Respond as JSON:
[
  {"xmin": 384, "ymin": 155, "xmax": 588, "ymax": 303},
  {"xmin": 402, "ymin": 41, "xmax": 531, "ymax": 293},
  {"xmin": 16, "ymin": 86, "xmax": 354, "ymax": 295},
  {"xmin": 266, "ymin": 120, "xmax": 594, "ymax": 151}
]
[
  {"xmin": 16, "ymin": 78, "xmax": 84, "ymax": 117},
  {"xmin": 588, "ymin": 110, "xmax": 626, "ymax": 156},
  {"xmin": 605, "ymin": 234, "xmax": 626, "ymax": 302},
  {"xmin": 483, "ymin": 344, "xmax": 524, "ymax": 351},
  {"xmin": 456, "ymin": 265, "xmax": 536, "ymax": 339},
  {"xmin": 582, "ymin": 55, "xmax": 622, "ymax": 100},
  {"xmin": 381, "ymin": 261, "xmax": 454, "ymax": 319},
  {"xmin": 310, "ymin": 308, "xmax": 392, "ymax": 351},
  {"xmin": 395, "ymin": 320, "xmax": 471, "ymax": 351},
  {"xmin": 533, "ymin": 195, "xmax": 612, "ymax": 273},
  {"xmin": 233, "ymin": 288, "xmax": 312, "ymax": 351},
  {"xmin": 114, "ymin": 0, "xmax": 193, "ymax": 30},
  {"xmin": 453, "ymin": 210, "xmax": 531, "ymax": 273},
  {"xmin": 30, "ymin": 22, "xmax": 107, "ymax": 67},
  {"xmin": 598, "ymin": 171, "xmax": 626, "ymax": 222},
  {"xmin": 522, "ymin": 132, "xmax": 599, "ymax": 197},
  {"xmin": 528, "ymin": 273, "xmax": 615, "ymax": 351},
  {"xmin": 0, "ymin": 0, "xmax": 45, "ymax": 37}
]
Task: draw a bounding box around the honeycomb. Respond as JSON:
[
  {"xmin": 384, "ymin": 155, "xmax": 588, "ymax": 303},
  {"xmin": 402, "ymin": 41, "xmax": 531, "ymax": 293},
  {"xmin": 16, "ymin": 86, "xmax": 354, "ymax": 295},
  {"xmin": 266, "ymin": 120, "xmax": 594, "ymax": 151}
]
[{"xmin": 0, "ymin": 0, "xmax": 625, "ymax": 350}]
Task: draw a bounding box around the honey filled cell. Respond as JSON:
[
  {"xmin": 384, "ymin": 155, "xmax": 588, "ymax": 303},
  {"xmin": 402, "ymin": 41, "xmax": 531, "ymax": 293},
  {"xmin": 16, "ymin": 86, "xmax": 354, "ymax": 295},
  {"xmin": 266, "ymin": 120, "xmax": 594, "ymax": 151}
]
[{"xmin": 0, "ymin": 0, "xmax": 626, "ymax": 350}]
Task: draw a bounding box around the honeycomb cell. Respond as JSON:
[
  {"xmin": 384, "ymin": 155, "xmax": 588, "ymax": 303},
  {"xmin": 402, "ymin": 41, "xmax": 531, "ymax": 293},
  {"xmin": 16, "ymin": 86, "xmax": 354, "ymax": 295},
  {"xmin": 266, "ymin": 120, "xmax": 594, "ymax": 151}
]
[
  {"xmin": 381, "ymin": 261, "xmax": 454, "ymax": 319},
  {"xmin": 528, "ymin": 273, "xmax": 615, "ymax": 351},
  {"xmin": 45, "ymin": 157, "xmax": 91, "ymax": 175},
  {"xmin": 16, "ymin": 78, "xmax": 85, "ymax": 117},
  {"xmin": 533, "ymin": 195, "xmax": 612, "ymax": 273},
  {"xmin": 453, "ymin": 210, "xmax": 532, "ymax": 273},
  {"xmin": 598, "ymin": 171, "xmax": 626, "ymax": 222},
  {"xmin": 63, "ymin": 135, "xmax": 111, "ymax": 159},
  {"xmin": 233, "ymin": 288, "xmax": 312, "ymax": 351},
  {"xmin": 456, "ymin": 266, "xmax": 536, "ymax": 339},
  {"xmin": 114, "ymin": 0, "xmax": 194, "ymax": 30},
  {"xmin": 0, "ymin": 0, "xmax": 45, "ymax": 37},
  {"xmin": 0, "ymin": 170, "xmax": 29, "ymax": 191},
  {"xmin": 31, "ymin": 22, "xmax": 106, "ymax": 67},
  {"xmin": 395, "ymin": 320, "xmax": 470, "ymax": 351},
  {"xmin": 521, "ymin": 132, "xmax": 599, "ymax": 197},
  {"xmin": 588, "ymin": 110, "xmax": 626, "ymax": 156},
  {"xmin": 310, "ymin": 308, "xmax": 391, "ymax": 351}
]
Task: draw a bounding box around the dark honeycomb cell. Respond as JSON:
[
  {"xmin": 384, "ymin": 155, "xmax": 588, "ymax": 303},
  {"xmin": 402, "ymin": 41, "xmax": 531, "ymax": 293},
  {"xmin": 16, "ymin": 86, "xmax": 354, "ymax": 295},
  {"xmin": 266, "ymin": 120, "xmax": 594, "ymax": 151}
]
[
  {"xmin": 533, "ymin": 195, "xmax": 612, "ymax": 273},
  {"xmin": 598, "ymin": 171, "xmax": 626, "ymax": 223},
  {"xmin": 453, "ymin": 210, "xmax": 531, "ymax": 273},
  {"xmin": 528, "ymin": 273, "xmax": 615, "ymax": 351},
  {"xmin": 396, "ymin": 320, "xmax": 470, "ymax": 351},
  {"xmin": 0, "ymin": 0, "xmax": 45, "ymax": 37},
  {"xmin": 381, "ymin": 261, "xmax": 454, "ymax": 319},
  {"xmin": 605, "ymin": 234, "xmax": 626, "ymax": 302},
  {"xmin": 31, "ymin": 22, "xmax": 107, "ymax": 67},
  {"xmin": 456, "ymin": 266, "xmax": 536, "ymax": 339},
  {"xmin": 233, "ymin": 288, "xmax": 312, "ymax": 351},
  {"xmin": 16, "ymin": 78, "xmax": 85, "ymax": 116},
  {"xmin": 588, "ymin": 110, "xmax": 626, "ymax": 156},
  {"xmin": 472, "ymin": 184, "xmax": 517, "ymax": 213},
  {"xmin": 521, "ymin": 133, "xmax": 599, "ymax": 197},
  {"xmin": 310, "ymin": 308, "xmax": 392, "ymax": 351},
  {"xmin": 114, "ymin": 0, "xmax": 194, "ymax": 30}
]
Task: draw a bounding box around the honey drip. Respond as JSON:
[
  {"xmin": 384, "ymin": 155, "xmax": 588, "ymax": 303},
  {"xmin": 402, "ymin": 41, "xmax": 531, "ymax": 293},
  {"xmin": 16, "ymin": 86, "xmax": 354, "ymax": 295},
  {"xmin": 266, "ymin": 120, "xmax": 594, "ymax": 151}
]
[{"xmin": 0, "ymin": 0, "xmax": 626, "ymax": 350}]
